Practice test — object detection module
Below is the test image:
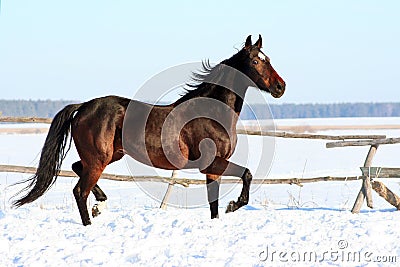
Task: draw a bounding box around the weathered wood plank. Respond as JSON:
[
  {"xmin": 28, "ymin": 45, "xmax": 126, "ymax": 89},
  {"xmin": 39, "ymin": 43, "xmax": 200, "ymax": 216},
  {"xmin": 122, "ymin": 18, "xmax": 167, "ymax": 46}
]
[
  {"xmin": 238, "ymin": 129, "xmax": 385, "ymax": 140},
  {"xmin": 364, "ymin": 145, "xmax": 379, "ymax": 167},
  {"xmin": 360, "ymin": 167, "xmax": 400, "ymax": 178},
  {"xmin": 364, "ymin": 145, "xmax": 378, "ymax": 208},
  {"xmin": 352, "ymin": 190, "xmax": 365, "ymax": 213},
  {"xmin": 160, "ymin": 170, "xmax": 178, "ymax": 209},
  {"xmin": 372, "ymin": 181, "xmax": 400, "ymax": 210},
  {"xmin": 0, "ymin": 164, "xmax": 363, "ymax": 186},
  {"xmin": 364, "ymin": 177, "xmax": 374, "ymax": 208},
  {"xmin": 0, "ymin": 117, "xmax": 52, "ymax": 123},
  {"xmin": 326, "ymin": 138, "xmax": 400, "ymax": 148},
  {"xmin": 351, "ymin": 145, "xmax": 378, "ymax": 213},
  {"xmin": 275, "ymin": 124, "xmax": 400, "ymax": 132}
]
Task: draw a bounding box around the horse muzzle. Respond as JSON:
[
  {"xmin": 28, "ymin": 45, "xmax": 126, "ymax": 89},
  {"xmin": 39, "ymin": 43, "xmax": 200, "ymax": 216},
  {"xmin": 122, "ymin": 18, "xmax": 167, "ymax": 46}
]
[{"xmin": 271, "ymin": 81, "xmax": 285, "ymax": 98}]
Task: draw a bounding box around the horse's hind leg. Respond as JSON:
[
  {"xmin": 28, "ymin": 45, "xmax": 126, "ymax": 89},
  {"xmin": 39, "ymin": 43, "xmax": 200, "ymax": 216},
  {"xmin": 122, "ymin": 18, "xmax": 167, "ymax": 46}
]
[
  {"xmin": 72, "ymin": 161, "xmax": 107, "ymax": 201},
  {"xmin": 73, "ymin": 165, "xmax": 105, "ymax": 226},
  {"xmin": 72, "ymin": 161, "xmax": 108, "ymax": 218},
  {"xmin": 73, "ymin": 180, "xmax": 89, "ymax": 225},
  {"xmin": 206, "ymin": 174, "xmax": 220, "ymax": 219},
  {"xmin": 201, "ymin": 156, "xmax": 252, "ymax": 214},
  {"xmin": 90, "ymin": 185, "xmax": 108, "ymax": 217},
  {"xmin": 72, "ymin": 148, "xmax": 124, "ymax": 219},
  {"xmin": 91, "ymin": 185, "xmax": 107, "ymax": 201}
]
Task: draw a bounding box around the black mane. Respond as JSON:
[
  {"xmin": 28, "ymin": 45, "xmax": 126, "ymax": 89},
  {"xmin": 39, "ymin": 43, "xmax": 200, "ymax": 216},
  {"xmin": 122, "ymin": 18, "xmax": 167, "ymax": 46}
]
[
  {"xmin": 186, "ymin": 59, "xmax": 216, "ymax": 89},
  {"xmin": 174, "ymin": 49, "xmax": 245, "ymax": 106},
  {"xmin": 174, "ymin": 60, "xmax": 219, "ymax": 104}
]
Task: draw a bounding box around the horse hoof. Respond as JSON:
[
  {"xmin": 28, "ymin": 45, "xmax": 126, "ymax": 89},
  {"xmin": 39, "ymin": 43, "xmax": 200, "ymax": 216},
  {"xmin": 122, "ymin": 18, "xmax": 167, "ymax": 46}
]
[
  {"xmin": 92, "ymin": 205, "xmax": 101, "ymax": 217},
  {"xmin": 211, "ymin": 214, "xmax": 219, "ymax": 219},
  {"xmin": 225, "ymin": 200, "xmax": 237, "ymax": 213},
  {"xmin": 92, "ymin": 201, "xmax": 107, "ymax": 217},
  {"xmin": 82, "ymin": 220, "xmax": 92, "ymax": 226}
]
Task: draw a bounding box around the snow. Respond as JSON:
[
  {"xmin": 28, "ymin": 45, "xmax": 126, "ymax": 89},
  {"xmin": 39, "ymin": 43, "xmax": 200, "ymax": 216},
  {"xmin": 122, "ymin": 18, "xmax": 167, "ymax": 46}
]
[{"xmin": 1, "ymin": 117, "xmax": 400, "ymax": 266}]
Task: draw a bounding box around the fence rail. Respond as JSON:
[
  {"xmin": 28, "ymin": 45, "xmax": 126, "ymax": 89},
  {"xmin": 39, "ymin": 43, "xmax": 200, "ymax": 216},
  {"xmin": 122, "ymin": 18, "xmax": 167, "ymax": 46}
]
[
  {"xmin": 0, "ymin": 164, "xmax": 365, "ymax": 187},
  {"xmin": 0, "ymin": 116, "xmax": 52, "ymax": 123},
  {"xmin": 326, "ymin": 138, "xmax": 400, "ymax": 148},
  {"xmin": 0, "ymin": 116, "xmax": 388, "ymax": 141}
]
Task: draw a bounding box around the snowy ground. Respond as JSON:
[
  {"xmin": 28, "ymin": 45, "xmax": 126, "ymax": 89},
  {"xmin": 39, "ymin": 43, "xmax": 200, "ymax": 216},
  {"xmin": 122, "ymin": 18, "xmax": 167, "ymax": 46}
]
[{"xmin": 1, "ymin": 117, "xmax": 400, "ymax": 266}]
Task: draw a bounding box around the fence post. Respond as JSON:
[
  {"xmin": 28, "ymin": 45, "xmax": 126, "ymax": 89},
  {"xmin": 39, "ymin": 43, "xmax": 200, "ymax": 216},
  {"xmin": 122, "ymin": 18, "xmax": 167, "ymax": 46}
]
[
  {"xmin": 372, "ymin": 181, "xmax": 400, "ymax": 209},
  {"xmin": 160, "ymin": 170, "xmax": 178, "ymax": 210},
  {"xmin": 351, "ymin": 144, "xmax": 379, "ymax": 213}
]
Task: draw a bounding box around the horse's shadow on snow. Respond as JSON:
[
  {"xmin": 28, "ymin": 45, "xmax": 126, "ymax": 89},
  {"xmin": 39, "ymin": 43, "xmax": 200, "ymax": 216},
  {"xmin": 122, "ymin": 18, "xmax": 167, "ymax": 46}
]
[{"xmin": 275, "ymin": 207, "xmax": 397, "ymax": 213}]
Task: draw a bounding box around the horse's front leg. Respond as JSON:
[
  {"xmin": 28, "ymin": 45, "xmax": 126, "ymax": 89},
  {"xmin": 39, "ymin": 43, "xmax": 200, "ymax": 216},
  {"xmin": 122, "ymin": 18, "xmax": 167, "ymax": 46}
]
[
  {"xmin": 201, "ymin": 156, "xmax": 252, "ymax": 214},
  {"xmin": 225, "ymin": 168, "xmax": 252, "ymax": 213},
  {"xmin": 206, "ymin": 174, "xmax": 220, "ymax": 219}
]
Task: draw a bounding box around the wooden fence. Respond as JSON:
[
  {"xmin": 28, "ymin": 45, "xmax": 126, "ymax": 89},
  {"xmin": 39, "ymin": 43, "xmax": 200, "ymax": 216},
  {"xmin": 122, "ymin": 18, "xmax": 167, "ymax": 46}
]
[
  {"xmin": 327, "ymin": 138, "xmax": 400, "ymax": 212},
  {"xmin": 1, "ymin": 116, "xmax": 400, "ymax": 211},
  {"xmin": 0, "ymin": 164, "xmax": 364, "ymax": 186}
]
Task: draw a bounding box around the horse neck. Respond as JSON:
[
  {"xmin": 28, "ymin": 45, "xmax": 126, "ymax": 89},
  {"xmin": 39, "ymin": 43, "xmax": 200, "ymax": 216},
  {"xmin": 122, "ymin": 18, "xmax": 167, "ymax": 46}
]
[
  {"xmin": 174, "ymin": 78, "xmax": 248, "ymax": 115},
  {"xmin": 205, "ymin": 83, "xmax": 247, "ymax": 115},
  {"xmin": 206, "ymin": 59, "xmax": 249, "ymax": 115}
]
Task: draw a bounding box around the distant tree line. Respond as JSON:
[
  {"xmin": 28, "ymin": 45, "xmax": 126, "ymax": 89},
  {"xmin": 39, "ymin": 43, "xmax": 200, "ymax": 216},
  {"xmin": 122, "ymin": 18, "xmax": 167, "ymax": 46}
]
[
  {"xmin": 0, "ymin": 100, "xmax": 76, "ymax": 118},
  {"xmin": 0, "ymin": 100, "xmax": 399, "ymax": 119},
  {"xmin": 240, "ymin": 102, "xmax": 400, "ymax": 119}
]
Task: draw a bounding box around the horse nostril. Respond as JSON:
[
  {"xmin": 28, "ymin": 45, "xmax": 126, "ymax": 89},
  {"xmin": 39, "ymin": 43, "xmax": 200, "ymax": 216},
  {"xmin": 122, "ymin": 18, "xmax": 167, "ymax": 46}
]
[{"xmin": 276, "ymin": 81, "xmax": 285, "ymax": 92}]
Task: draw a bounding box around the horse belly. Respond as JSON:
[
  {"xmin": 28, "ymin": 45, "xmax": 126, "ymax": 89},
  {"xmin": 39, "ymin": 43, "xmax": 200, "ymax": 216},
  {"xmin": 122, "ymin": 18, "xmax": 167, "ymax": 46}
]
[{"xmin": 123, "ymin": 124, "xmax": 189, "ymax": 170}]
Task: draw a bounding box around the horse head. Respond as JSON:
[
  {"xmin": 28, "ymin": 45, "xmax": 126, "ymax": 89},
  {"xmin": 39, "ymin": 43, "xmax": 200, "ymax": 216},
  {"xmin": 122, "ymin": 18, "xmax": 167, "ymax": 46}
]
[{"xmin": 241, "ymin": 34, "xmax": 286, "ymax": 98}]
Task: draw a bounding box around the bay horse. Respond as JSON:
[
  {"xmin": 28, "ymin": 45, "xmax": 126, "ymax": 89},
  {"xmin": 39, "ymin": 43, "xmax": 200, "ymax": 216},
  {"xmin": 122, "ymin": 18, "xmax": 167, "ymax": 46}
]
[{"xmin": 12, "ymin": 35, "xmax": 285, "ymax": 226}]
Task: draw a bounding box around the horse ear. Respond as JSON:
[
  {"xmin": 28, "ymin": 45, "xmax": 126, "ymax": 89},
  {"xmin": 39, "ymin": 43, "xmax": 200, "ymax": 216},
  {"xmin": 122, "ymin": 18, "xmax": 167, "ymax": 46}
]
[
  {"xmin": 254, "ymin": 34, "xmax": 262, "ymax": 49},
  {"xmin": 245, "ymin": 35, "xmax": 252, "ymax": 49}
]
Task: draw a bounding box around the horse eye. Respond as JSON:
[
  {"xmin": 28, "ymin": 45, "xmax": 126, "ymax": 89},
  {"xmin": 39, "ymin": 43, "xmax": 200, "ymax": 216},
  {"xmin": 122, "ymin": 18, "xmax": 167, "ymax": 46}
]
[{"xmin": 252, "ymin": 60, "xmax": 258, "ymax": 65}]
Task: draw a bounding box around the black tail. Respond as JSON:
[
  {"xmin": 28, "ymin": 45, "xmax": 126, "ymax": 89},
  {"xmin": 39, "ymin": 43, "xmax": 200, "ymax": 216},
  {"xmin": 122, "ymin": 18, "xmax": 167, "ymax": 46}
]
[{"xmin": 12, "ymin": 103, "xmax": 83, "ymax": 207}]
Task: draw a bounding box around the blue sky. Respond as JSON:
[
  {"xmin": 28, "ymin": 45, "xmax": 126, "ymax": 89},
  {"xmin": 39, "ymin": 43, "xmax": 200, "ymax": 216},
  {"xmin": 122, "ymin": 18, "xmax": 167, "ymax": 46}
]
[{"xmin": 0, "ymin": 0, "xmax": 399, "ymax": 103}]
